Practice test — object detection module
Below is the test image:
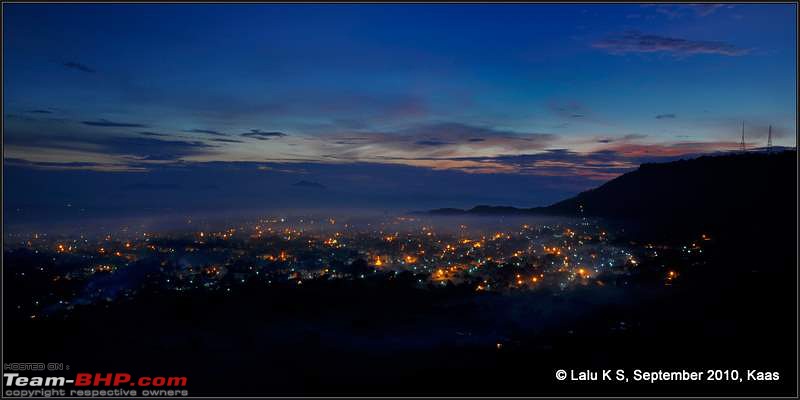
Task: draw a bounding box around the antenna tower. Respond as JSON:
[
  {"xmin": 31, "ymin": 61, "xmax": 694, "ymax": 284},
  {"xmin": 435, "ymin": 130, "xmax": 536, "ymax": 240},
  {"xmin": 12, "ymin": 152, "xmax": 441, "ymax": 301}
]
[
  {"xmin": 740, "ymin": 121, "xmax": 746, "ymax": 152},
  {"xmin": 767, "ymin": 125, "xmax": 772, "ymax": 152}
]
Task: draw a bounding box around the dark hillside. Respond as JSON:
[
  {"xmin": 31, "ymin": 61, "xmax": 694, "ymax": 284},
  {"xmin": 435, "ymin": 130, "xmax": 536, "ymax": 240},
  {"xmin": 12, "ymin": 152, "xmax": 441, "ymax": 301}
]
[{"xmin": 546, "ymin": 150, "xmax": 796, "ymax": 240}]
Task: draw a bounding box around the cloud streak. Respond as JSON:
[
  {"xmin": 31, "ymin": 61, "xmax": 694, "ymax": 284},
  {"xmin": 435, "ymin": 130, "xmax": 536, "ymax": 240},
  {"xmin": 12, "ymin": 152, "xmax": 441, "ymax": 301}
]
[
  {"xmin": 645, "ymin": 4, "xmax": 728, "ymax": 19},
  {"xmin": 593, "ymin": 31, "xmax": 751, "ymax": 57},
  {"xmin": 63, "ymin": 61, "xmax": 95, "ymax": 73},
  {"xmin": 184, "ymin": 128, "xmax": 227, "ymax": 136},
  {"xmin": 549, "ymin": 101, "xmax": 592, "ymax": 120},
  {"xmin": 5, "ymin": 132, "xmax": 218, "ymax": 163},
  {"xmin": 415, "ymin": 140, "xmax": 452, "ymax": 146},
  {"xmin": 691, "ymin": 4, "xmax": 726, "ymax": 17},
  {"xmin": 4, "ymin": 157, "xmax": 140, "ymax": 172},
  {"xmin": 310, "ymin": 122, "xmax": 557, "ymax": 164},
  {"xmin": 595, "ymin": 134, "xmax": 647, "ymax": 144},
  {"xmin": 82, "ymin": 119, "xmax": 148, "ymax": 128},
  {"xmin": 241, "ymin": 130, "xmax": 288, "ymax": 140},
  {"xmin": 210, "ymin": 138, "xmax": 245, "ymax": 143}
]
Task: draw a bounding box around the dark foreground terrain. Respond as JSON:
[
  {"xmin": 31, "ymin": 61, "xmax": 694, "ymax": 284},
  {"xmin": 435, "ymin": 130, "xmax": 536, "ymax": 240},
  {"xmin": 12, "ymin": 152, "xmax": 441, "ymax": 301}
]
[{"xmin": 5, "ymin": 225, "xmax": 796, "ymax": 396}]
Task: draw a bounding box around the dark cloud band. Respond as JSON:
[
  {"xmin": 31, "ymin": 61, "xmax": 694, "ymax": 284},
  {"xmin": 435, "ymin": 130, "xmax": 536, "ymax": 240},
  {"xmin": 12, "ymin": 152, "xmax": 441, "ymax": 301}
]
[{"xmin": 593, "ymin": 31, "xmax": 750, "ymax": 57}]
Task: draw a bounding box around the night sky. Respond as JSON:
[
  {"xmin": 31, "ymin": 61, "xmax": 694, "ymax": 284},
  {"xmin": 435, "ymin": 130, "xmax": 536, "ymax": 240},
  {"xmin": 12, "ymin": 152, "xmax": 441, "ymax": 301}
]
[{"xmin": 3, "ymin": 4, "xmax": 797, "ymax": 218}]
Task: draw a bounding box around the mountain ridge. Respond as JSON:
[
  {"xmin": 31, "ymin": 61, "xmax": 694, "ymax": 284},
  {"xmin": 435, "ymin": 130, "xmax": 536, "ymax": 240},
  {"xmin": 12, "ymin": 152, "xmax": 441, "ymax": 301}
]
[{"xmin": 426, "ymin": 149, "xmax": 797, "ymax": 239}]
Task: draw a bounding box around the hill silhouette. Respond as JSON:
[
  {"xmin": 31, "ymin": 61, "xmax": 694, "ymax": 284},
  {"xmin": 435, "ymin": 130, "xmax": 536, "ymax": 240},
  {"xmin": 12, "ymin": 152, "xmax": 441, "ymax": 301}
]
[
  {"xmin": 292, "ymin": 180, "xmax": 327, "ymax": 189},
  {"xmin": 429, "ymin": 150, "xmax": 797, "ymax": 240}
]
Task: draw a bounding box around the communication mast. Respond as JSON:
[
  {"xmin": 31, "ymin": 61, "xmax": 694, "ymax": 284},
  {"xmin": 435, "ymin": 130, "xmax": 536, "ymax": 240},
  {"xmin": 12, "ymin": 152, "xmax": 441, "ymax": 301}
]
[
  {"xmin": 740, "ymin": 121, "xmax": 746, "ymax": 152},
  {"xmin": 767, "ymin": 125, "xmax": 772, "ymax": 152}
]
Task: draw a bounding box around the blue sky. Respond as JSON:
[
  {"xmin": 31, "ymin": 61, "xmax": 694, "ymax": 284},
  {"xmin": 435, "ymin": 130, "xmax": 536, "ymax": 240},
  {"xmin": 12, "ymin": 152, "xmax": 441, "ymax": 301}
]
[{"xmin": 3, "ymin": 4, "xmax": 797, "ymax": 216}]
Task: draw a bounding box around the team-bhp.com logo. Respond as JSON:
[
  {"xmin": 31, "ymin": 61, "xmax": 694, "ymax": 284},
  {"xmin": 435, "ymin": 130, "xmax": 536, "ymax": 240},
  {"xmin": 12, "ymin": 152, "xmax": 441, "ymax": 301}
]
[
  {"xmin": 4, "ymin": 372, "xmax": 189, "ymax": 397},
  {"xmin": 5, "ymin": 372, "xmax": 187, "ymax": 387}
]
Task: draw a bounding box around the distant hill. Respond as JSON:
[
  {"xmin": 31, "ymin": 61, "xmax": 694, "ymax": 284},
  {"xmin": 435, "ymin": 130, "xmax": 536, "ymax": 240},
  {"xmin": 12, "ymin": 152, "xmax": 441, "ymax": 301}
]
[
  {"xmin": 292, "ymin": 180, "xmax": 326, "ymax": 189},
  {"xmin": 428, "ymin": 150, "xmax": 797, "ymax": 239}
]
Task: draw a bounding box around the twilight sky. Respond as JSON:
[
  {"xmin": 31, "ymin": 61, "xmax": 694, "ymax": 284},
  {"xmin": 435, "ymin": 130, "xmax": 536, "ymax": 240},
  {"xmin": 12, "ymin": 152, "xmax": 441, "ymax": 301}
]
[{"xmin": 3, "ymin": 4, "xmax": 797, "ymax": 219}]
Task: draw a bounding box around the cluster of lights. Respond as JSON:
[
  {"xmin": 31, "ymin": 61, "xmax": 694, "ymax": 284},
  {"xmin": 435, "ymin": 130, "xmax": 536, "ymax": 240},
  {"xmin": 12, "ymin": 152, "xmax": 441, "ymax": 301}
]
[{"xmin": 15, "ymin": 214, "xmax": 712, "ymax": 315}]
